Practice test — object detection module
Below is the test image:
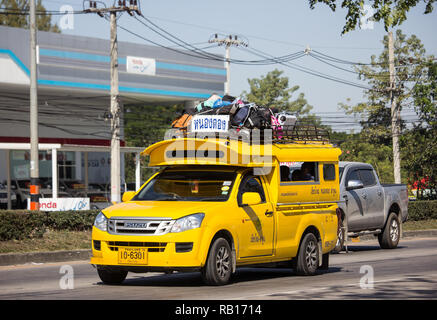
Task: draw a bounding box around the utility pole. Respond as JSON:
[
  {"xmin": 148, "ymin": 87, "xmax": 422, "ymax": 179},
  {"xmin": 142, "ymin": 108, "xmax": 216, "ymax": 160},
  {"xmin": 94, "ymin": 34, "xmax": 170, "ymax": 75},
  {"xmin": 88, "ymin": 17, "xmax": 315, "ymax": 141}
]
[
  {"xmin": 209, "ymin": 34, "xmax": 248, "ymax": 95},
  {"xmin": 29, "ymin": 0, "xmax": 40, "ymax": 210},
  {"xmin": 109, "ymin": 10, "xmax": 120, "ymax": 203},
  {"xmin": 85, "ymin": 1, "xmax": 141, "ymax": 203},
  {"xmin": 388, "ymin": 31, "xmax": 402, "ymax": 184}
]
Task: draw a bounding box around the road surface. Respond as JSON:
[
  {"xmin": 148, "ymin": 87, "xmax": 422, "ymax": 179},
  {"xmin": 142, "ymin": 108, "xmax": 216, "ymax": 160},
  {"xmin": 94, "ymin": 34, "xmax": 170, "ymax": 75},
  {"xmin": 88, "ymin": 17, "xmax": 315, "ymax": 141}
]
[{"xmin": 1, "ymin": 237, "xmax": 436, "ymax": 300}]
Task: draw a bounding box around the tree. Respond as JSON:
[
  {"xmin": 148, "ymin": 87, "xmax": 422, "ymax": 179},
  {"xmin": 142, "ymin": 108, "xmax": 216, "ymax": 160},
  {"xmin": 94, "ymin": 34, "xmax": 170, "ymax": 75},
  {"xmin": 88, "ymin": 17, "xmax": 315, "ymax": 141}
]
[
  {"xmin": 242, "ymin": 69, "xmax": 314, "ymax": 114},
  {"xmin": 336, "ymin": 31, "xmax": 435, "ymax": 186},
  {"xmin": 403, "ymin": 61, "xmax": 437, "ymax": 198},
  {"xmin": 0, "ymin": 0, "xmax": 60, "ymax": 32},
  {"xmin": 308, "ymin": 0, "xmax": 435, "ymax": 34},
  {"xmin": 412, "ymin": 61, "xmax": 437, "ymax": 126},
  {"xmin": 123, "ymin": 103, "xmax": 184, "ymax": 182},
  {"xmin": 338, "ymin": 134, "xmax": 396, "ymax": 182},
  {"xmin": 340, "ymin": 30, "xmax": 432, "ymax": 144}
]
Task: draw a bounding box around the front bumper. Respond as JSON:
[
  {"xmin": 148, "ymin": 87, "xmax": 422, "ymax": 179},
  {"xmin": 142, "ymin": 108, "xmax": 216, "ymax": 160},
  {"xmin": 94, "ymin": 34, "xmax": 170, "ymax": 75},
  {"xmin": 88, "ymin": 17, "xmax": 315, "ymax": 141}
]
[{"xmin": 90, "ymin": 226, "xmax": 207, "ymax": 270}]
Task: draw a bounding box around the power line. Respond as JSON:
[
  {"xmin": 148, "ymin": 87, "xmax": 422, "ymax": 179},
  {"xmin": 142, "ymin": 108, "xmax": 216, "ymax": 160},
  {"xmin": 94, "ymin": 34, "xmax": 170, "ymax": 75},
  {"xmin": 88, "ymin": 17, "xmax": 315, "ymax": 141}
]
[{"xmin": 239, "ymin": 46, "xmax": 374, "ymax": 91}]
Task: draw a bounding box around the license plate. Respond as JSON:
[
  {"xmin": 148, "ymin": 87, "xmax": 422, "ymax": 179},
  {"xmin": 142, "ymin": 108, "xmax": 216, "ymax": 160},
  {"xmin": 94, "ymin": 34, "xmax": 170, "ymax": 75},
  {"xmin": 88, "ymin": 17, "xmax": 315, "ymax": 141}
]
[{"xmin": 118, "ymin": 247, "xmax": 148, "ymax": 265}]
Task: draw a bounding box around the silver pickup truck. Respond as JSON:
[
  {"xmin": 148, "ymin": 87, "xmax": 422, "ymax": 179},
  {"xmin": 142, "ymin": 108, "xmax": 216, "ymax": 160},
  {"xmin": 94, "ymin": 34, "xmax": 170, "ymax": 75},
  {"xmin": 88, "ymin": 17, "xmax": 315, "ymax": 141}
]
[{"xmin": 333, "ymin": 162, "xmax": 409, "ymax": 252}]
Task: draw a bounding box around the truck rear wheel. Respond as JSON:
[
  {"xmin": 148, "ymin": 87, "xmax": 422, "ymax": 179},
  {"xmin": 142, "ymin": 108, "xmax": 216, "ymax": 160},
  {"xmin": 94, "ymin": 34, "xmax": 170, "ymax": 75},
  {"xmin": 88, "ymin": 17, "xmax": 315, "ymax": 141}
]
[
  {"xmin": 293, "ymin": 233, "xmax": 319, "ymax": 276},
  {"xmin": 201, "ymin": 237, "xmax": 232, "ymax": 286},
  {"xmin": 332, "ymin": 218, "xmax": 345, "ymax": 254},
  {"xmin": 97, "ymin": 268, "xmax": 128, "ymax": 285},
  {"xmin": 378, "ymin": 212, "xmax": 400, "ymax": 249}
]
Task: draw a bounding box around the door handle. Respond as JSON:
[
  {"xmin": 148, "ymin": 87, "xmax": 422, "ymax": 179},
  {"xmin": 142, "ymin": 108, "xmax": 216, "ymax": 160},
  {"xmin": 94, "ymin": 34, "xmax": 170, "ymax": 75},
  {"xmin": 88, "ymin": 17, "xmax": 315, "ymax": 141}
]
[
  {"xmin": 362, "ymin": 194, "xmax": 367, "ymax": 199},
  {"xmin": 265, "ymin": 210, "xmax": 274, "ymax": 217}
]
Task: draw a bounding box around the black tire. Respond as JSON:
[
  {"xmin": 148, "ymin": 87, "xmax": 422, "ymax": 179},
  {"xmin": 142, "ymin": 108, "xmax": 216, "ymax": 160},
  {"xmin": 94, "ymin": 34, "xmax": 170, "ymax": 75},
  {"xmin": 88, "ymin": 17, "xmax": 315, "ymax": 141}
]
[
  {"xmin": 332, "ymin": 218, "xmax": 345, "ymax": 254},
  {"xmin": 201, "ymin": 238, "xmax": 233, "ymax": 286},
  {"xmin": 378, "ymin": 212, "xmax": 400, "ymax": 249},
  {"xmin": 97, "ymin": 268, "xmax": 128, "ymax": 285},
  {"xmin": 294, "ymin": 233, "xmax": 319, "ymax": 276}
]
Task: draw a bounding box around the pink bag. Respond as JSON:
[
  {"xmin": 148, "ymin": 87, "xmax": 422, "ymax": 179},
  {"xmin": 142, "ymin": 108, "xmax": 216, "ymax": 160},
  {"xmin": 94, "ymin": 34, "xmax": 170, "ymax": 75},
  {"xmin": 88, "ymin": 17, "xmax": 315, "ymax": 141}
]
[{"xmin": 271, "ymin": 115, "xmax": 283, "ymax": 139}]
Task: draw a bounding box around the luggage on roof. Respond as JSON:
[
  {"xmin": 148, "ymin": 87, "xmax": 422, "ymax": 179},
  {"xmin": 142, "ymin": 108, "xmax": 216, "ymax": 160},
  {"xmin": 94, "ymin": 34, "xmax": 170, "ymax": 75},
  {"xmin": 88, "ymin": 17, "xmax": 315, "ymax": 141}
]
[{"xmin": 169, "ymin": 93, "xmax": 328, "ymax": 143}]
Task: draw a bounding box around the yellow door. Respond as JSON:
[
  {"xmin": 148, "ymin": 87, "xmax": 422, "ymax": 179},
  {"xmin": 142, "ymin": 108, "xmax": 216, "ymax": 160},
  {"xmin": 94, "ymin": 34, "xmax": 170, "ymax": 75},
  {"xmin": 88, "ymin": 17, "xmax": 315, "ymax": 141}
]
[{"xmin": 236, "ymin": 175, "xmax": 275, "ymax": 258}]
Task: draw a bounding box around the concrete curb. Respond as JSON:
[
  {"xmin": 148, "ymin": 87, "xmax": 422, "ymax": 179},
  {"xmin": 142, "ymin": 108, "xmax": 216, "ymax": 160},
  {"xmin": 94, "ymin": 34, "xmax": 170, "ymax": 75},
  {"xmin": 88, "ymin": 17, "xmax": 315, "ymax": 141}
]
[
  {"xmin": 0, "ymin": 249, "xmax": 91, "ymax": 266},
  {"xmin": 403, "ymin": 229, "xmax": 437, "ymax": 238},
  {"xmin": 0, "ymin": 229, "xmax": 436, "ymax": 267}
]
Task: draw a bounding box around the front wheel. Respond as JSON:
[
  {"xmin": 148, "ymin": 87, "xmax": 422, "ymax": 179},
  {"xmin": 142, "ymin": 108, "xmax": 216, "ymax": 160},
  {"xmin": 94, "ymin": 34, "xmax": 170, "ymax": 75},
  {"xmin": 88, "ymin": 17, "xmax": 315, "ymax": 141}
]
[
  {"xmin": 97, "ymin": 268, "xmax": 128, "ymax": 285},
  {"xmin": 378, "ymin": 212, "xmax": 400, "ymax": 249},
  {"xmin": 201, "ymin": 238, "xmax": 233, "ymax": 286}
]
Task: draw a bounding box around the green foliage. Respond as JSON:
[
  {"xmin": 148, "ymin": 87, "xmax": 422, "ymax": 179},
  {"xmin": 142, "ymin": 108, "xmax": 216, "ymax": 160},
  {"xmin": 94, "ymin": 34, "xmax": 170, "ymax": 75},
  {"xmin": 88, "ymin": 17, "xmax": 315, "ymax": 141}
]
[
  {"xmin": 123, "ymin": 103, "xmax": 184, "ymax": 182},
  {"xmin": 308, "ymin": 0, "xmax": 435, "ymax": 34},
  {"xmin": 402, "ymin": 61, "xmax": 437, "ymax": 196},
  {"xmin": 412, "ymin": 61, "xmax": 437, "ymax": 127},
  {"xmin": 337, "ymin": 134, "xmax": 396, "ymax": 183},
  {"xmin": 0, "ymin": 0, "xmax": 60, "ymax": 32},
  {"xmin": 349, "ymin": 30, "xmax": 430, "ymax": 140},
  {"xmin": 242, "ymin": 69, "xmax": 313, "ymax": 115},
  {"xmin": 335, "ymin": 30, "xmax": 435, "ymax": 186},
  {"xmin": 407, "ymin": 200, "xmax": 437, "ymax": 221},
  {"xmin": 0, "ymin": 210, "xmax": 99, "ymax": 241},
  {"xmin": 242, "ymin": 69, "xmax": 324, "ymax": 127}
]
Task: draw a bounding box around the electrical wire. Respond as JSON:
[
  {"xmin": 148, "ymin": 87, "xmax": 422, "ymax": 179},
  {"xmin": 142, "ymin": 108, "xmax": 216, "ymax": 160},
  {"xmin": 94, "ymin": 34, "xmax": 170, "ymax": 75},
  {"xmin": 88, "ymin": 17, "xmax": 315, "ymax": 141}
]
[{"xmin": 240, "ymin": 46, "xmax": 375, "ymax": 91}]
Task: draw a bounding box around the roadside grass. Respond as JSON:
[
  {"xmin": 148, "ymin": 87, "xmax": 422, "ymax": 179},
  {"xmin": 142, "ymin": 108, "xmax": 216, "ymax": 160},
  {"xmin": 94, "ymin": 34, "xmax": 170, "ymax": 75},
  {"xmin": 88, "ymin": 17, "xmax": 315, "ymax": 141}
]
[
  {"xmin": 0, "ymin": 219, "xmax": 436, "ymax": 254},
  {"xmin": 0, "ymin": 229, "xmax": 92, "ymax": 254},
  {"xmin": 403, "ymin": 219, "xmax": 437, "ymax": 231}
]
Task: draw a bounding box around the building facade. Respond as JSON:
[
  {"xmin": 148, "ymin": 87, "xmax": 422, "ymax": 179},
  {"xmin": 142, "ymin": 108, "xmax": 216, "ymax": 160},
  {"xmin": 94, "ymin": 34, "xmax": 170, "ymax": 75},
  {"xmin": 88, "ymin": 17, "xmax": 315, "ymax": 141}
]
[{"xmin": 0, "ymin": 25, "xmax": 225, "ymax": 188}]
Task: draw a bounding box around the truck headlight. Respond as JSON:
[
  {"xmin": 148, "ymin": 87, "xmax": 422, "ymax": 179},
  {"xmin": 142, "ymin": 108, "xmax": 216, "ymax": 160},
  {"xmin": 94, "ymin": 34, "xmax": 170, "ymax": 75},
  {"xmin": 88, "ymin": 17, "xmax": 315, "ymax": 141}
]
[
  {"xmin": 171, "ymin": 213, "xmax": 205, "ymax": 233},
  {"xmin": 94, "ymin": 212, "xmax": 108, "ymax": 232}
]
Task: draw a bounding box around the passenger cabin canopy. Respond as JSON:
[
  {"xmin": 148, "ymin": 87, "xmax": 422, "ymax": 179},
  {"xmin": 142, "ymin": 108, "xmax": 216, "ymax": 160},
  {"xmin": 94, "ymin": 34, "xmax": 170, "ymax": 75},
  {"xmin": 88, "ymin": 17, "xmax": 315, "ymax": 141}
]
[{"xmin": 142, "ymin": 138, "xmax": 341, "ymax": 168}]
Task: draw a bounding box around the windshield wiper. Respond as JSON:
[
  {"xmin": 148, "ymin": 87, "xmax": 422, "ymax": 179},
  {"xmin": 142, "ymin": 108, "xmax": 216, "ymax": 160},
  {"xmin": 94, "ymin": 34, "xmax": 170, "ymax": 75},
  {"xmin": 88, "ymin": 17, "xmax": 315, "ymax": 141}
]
[
  {"xmin": 156, "ymin": 197, "xmax": 181, "ymax": 201},
  {"xmin": 197, "ymin": 197, "xmax": 224, "ymax": 201}
]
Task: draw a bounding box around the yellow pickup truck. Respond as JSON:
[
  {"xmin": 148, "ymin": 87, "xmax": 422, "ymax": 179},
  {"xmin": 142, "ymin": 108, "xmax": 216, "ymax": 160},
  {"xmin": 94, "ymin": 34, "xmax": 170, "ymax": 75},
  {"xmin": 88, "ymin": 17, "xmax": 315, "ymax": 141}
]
[{"xmin": 91, "ymin": 136, "xmax": 341, "ymax": 285}]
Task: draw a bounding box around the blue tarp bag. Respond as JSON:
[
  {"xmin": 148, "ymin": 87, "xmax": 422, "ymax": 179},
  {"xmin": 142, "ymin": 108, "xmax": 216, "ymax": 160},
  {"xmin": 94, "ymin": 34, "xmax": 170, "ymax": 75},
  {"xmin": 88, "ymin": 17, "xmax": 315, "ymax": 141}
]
[{"xmin": 212, "ymin": 99, "xmax": 232, "ymax": 109}]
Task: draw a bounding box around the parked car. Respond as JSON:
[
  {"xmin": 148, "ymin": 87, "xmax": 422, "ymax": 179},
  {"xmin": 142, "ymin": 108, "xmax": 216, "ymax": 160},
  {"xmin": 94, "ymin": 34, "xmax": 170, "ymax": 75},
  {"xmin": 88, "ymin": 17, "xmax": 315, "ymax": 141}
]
[
  {"xmin": 0, "ymin": 183, "xmax": 17, "ymax": 209},
  {"xmin": 333, "ymin": 162, "xmax": 409, "ymax": 252},
  {"xmin": 7, "ymin": 179, "xmax": 32, "ymax": 209},
  {"xmin": 8, "ymin": 179, "xmax": 75, "ymax": 209}
]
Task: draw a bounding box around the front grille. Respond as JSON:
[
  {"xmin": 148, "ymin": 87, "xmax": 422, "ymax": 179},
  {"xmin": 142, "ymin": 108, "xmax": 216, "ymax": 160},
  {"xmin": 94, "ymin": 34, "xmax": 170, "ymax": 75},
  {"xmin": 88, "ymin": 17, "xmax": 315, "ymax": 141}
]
[
  {"xmin": 107, "ymin": 217, "xmax": 174, "ymax": 236},
  {"xmin": 107, "ymin": 241, "xmax": 167, "ymax": 252}
]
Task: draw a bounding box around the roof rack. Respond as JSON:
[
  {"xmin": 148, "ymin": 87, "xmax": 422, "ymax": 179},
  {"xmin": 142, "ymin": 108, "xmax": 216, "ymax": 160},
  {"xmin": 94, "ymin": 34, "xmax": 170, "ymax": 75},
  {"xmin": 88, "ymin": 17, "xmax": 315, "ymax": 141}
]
[
  {"xmin": 272, "ymin": 122, "xmax": 330, "ymax": 144},
  {"xmin": 167, "ymin": 122, "xmax": 330, "ymax": 145}
]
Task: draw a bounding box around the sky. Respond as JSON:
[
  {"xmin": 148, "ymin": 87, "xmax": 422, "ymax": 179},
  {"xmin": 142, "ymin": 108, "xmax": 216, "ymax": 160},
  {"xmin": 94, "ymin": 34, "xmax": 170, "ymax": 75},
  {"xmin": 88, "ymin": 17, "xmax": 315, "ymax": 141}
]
[{"xmin": 41, "ymin": 0, "xmax": 437, "ymax": 132}]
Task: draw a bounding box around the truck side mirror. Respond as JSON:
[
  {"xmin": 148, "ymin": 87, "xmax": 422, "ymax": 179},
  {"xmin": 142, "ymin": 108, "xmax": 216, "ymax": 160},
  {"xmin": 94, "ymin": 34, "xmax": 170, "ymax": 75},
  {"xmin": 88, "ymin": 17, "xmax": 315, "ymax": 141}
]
[
  {"xmin": 241, "ymin": 192, "xmax": 262, "ymax": 206},
  {"xmin": 122, "ymin": 191, "xmax": 136, "ymax": 202},
  {"xmin": 346, "ymin": 180, "xmax": 364, "ymax": 191}
]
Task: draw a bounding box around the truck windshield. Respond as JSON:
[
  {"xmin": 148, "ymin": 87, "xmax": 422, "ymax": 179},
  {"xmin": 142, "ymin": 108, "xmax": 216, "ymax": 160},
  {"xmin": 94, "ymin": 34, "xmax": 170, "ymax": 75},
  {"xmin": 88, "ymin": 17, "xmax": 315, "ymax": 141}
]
[
  {"xmin": 133, "ymin": 171, "xmax": 236, "ymax": 202},
  {"xmin": 339, "ymin": 167, "xmax": 345, "ymax": 181}
]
